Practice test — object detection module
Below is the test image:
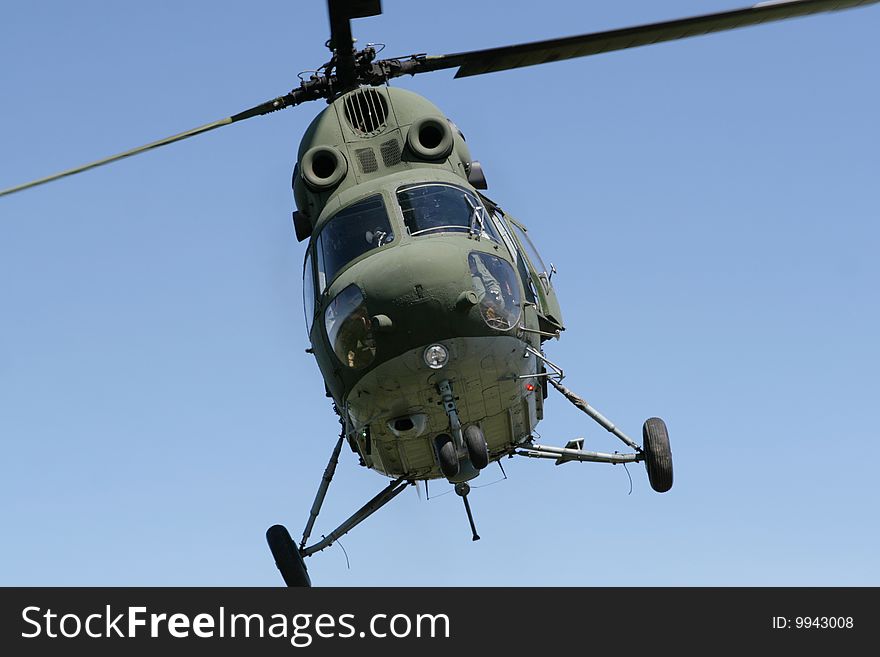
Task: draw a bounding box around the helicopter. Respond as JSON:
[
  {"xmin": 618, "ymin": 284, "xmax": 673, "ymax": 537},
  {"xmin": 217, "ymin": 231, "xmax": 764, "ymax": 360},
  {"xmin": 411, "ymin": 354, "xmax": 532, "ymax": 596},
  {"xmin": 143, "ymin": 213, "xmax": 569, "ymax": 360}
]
[{"xmin": 2, "ymin": 1, "xmax": 878, "ymax": 587}]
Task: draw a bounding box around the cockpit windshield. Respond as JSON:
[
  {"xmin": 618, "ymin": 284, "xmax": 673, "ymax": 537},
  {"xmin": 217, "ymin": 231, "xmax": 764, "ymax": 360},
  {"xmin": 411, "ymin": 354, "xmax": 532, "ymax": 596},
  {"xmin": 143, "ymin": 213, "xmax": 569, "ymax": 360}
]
[
  {"xmin": 315, "ymin": 194, "xmax": 394, "ymax": 291},
  {"xmin": 397, "ymin": 183, "xmax": 500, "ymax": 241}
]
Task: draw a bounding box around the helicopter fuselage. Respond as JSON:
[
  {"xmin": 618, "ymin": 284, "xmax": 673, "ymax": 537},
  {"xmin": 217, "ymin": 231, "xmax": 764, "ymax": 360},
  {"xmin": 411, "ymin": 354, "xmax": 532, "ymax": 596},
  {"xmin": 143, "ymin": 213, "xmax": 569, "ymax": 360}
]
[{"xmin": 295, "ymin": 87, "xmax": 564, "ymax": 481}]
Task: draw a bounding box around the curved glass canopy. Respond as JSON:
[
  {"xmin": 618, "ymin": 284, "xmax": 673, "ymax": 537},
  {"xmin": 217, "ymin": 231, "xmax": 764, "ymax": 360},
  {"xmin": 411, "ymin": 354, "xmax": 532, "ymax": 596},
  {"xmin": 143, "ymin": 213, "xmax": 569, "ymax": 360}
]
[
  {"xmin": 397, "ymin": 183, "xmax": 500, "ymax": 241},
  {"xmin": 316, "ymin": 194, "xmax": 394, "ymax": 291}
]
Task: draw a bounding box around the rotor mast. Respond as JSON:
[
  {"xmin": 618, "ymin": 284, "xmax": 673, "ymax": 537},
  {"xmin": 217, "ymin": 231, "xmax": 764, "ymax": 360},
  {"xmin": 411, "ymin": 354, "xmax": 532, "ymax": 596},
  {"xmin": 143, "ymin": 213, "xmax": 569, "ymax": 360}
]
[{"xmin": 327, "ymin": 0, "xmax": 382, "ymax": 93}]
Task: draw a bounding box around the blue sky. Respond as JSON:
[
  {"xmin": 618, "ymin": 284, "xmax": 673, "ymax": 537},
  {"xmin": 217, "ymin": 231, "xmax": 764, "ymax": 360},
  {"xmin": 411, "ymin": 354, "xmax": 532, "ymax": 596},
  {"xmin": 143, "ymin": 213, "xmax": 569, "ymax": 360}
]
[{"xmin": 1, "ymin": 0, "xmax": 878, "ymax": 586}]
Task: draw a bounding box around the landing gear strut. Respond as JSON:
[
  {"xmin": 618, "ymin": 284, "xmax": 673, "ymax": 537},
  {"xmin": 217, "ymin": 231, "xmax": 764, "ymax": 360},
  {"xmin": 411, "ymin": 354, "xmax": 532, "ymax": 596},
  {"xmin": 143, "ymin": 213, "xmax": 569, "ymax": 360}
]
[
  {"xmin": 516, "ymin": 378, "xmax": 674, "ymax": 493},
  {"xmin": 267, "ymin": 433, "xmax": 411, "ymax": 587},
  {"xmin": 436, "ymin": 379, "xmax": 488, "ymax": 478}
]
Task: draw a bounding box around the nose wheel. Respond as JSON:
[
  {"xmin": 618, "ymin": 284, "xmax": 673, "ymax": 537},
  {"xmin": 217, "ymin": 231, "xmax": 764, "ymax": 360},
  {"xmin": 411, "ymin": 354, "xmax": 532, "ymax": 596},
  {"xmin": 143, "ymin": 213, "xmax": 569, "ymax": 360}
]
[
  {"xmin": 464, "ymin": 425, "xmax": 489, "ymax": 470},
  {"xmin": 435, "ymin": 380, "xmax": 490, "ymax": 477},
  {"xmin": 434, "ymin": 433, "xmax": 459, "ymax": 478}
]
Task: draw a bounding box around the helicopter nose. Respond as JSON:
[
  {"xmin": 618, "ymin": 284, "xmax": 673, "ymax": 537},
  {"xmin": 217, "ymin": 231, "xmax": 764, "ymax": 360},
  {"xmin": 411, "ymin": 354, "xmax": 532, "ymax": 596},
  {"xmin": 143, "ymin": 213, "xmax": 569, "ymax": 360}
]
[
  {"xmin": 357, "ymin": 241, "xmax": 483, "ymax": 344},
  {"xmin": 353, "ymin": 239, "xmax": 521, "ymax": 361}
]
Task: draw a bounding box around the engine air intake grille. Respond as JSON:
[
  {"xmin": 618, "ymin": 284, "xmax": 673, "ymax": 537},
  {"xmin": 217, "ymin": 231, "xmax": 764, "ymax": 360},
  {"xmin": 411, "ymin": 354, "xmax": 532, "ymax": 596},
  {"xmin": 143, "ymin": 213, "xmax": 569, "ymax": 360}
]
[
  {"xmin": 380, "ymin": 139, "xmax": 401, "ymax": 167},
  {"xmin": 343, "ymin": 88, "xmax": 388, "ymax": 136},
  {"xmin": 356, "ymin": 147, "xmax": 378, "ymax": 173}
]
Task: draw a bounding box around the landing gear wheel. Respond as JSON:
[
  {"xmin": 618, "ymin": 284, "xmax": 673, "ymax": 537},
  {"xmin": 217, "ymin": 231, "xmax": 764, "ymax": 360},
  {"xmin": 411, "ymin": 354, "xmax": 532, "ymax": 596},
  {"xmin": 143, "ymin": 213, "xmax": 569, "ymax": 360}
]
[
  {"xmin": 435, "ymin": 433, "xmax": 459, "ymax": 479},
  {"xmin": 642, "ymin": 417, "xmax": 673, "ymax": 493},
  {"xmin": 266, "ymin": 524, "xmax": 311, "ymax": 587},
  {"xmin": 463, "ymin": 425, "xmax": 489, "ymax": 470}
]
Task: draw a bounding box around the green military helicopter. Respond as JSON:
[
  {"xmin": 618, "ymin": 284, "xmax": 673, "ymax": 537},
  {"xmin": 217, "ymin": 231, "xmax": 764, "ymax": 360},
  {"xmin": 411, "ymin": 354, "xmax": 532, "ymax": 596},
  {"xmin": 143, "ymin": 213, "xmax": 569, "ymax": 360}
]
[{"xmin": 3, "ymin": 0, "xmax": 877, "ymax": 587}]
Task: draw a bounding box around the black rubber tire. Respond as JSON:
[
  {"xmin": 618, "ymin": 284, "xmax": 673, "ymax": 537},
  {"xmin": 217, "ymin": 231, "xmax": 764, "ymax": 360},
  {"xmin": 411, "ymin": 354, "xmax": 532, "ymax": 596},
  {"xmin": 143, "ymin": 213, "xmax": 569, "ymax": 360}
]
[
  {"xmin": 463, "ymin": 425, "xmax": 489, "ymax": 470},
  {"xmin": 642, "ymin": 417, "xmax": 673, "ymax": 493},
  {"xmin": 266, "ymin": 524, "xmax": 311, "ymax": 587},
  {"xmin": 434, "ymin": 433, "xmax": 459, "ymax": 479}
]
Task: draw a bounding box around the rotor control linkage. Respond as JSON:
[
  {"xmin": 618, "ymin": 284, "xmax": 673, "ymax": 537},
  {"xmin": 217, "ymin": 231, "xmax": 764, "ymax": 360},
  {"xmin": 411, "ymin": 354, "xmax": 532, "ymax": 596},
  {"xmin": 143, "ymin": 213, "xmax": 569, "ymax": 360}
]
[
  {"xmin": 454, "ymin": 482, "xmax": 480, "ymax": 542},
  {"xmin": 548, "ymin": 379, "xmax": 641, "ymax": 452},
  {"xmin": 301, "ymin": 477, "xmax": 410, "ymax": 557}
]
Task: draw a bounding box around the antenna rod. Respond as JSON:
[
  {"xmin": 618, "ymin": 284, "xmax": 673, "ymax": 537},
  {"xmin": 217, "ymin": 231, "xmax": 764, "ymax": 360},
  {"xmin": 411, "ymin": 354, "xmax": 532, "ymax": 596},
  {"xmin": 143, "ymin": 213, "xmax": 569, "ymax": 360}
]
[{"xmin": 455, "ymin": 482, "xmax": 480, "ymax": 541}]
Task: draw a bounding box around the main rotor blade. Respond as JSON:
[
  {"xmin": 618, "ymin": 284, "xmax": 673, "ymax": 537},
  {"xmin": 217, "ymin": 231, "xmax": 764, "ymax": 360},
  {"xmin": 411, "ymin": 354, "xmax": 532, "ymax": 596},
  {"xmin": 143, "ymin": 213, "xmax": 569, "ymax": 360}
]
[
  {"xmin": 329, "ymin": 0, "xmax": 381, "ymax": 21},
  {"xmin": 397, "ymin": 0, "xmax": 879, "ymax": 79},
  {"xmin": 0, "ymin": 92, "xmax": 308, "ymax": 198}
]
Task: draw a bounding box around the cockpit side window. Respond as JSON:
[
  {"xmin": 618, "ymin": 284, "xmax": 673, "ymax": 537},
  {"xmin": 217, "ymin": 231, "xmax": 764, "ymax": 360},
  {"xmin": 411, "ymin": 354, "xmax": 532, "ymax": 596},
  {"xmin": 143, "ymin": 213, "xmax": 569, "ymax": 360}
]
[
  {"xmin": 489, "ymin": 210, "xmax": 536, "ymax": 305},
  {"xmin": 397, "ymin": 183, "xmax": 500, "ymax": 242},
  {"xmin": 492, "ymin": 208, "xmax": 565, "ymax": 331},
  {"xmin": 490, "ymin": 211, "xmax": 519, "ymax": 263},
  {"xmin": 509, "ymin": 219, "xmax": 552, "ymax": 294},
  {"xmin": 316, "ymin": 194, "xmax": 394, "ymax": 292},
  {"xmin": 303, "ymin": 249, "xmax": 316, "ymax": 334}
]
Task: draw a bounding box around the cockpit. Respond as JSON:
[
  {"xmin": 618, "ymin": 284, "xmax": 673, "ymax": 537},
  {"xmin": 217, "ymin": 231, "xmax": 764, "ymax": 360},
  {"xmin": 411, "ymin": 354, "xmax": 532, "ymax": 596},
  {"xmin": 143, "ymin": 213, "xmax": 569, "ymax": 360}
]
[
  {"xmin": 310, "ymin": 183, "xmax": 502, "ymax": 294},
  {"xmin": 302, "ymin": 181, "xmax": 538, "ymax": 369}
]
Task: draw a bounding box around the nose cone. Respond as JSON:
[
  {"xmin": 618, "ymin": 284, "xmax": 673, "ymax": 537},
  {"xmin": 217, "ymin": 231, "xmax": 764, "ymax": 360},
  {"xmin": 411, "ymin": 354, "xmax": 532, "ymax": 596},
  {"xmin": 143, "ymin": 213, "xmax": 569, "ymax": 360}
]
[
  {"xmin": 315, "ymin": 236, "xmax": 526, "ymax": 404},
  {"xmin": 370, "ymin": 239, "xmax": 473, "ymax": 340},
  {"xmin": 345, "ymin": 239, "xmax": 505, "ymax": 361}
]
